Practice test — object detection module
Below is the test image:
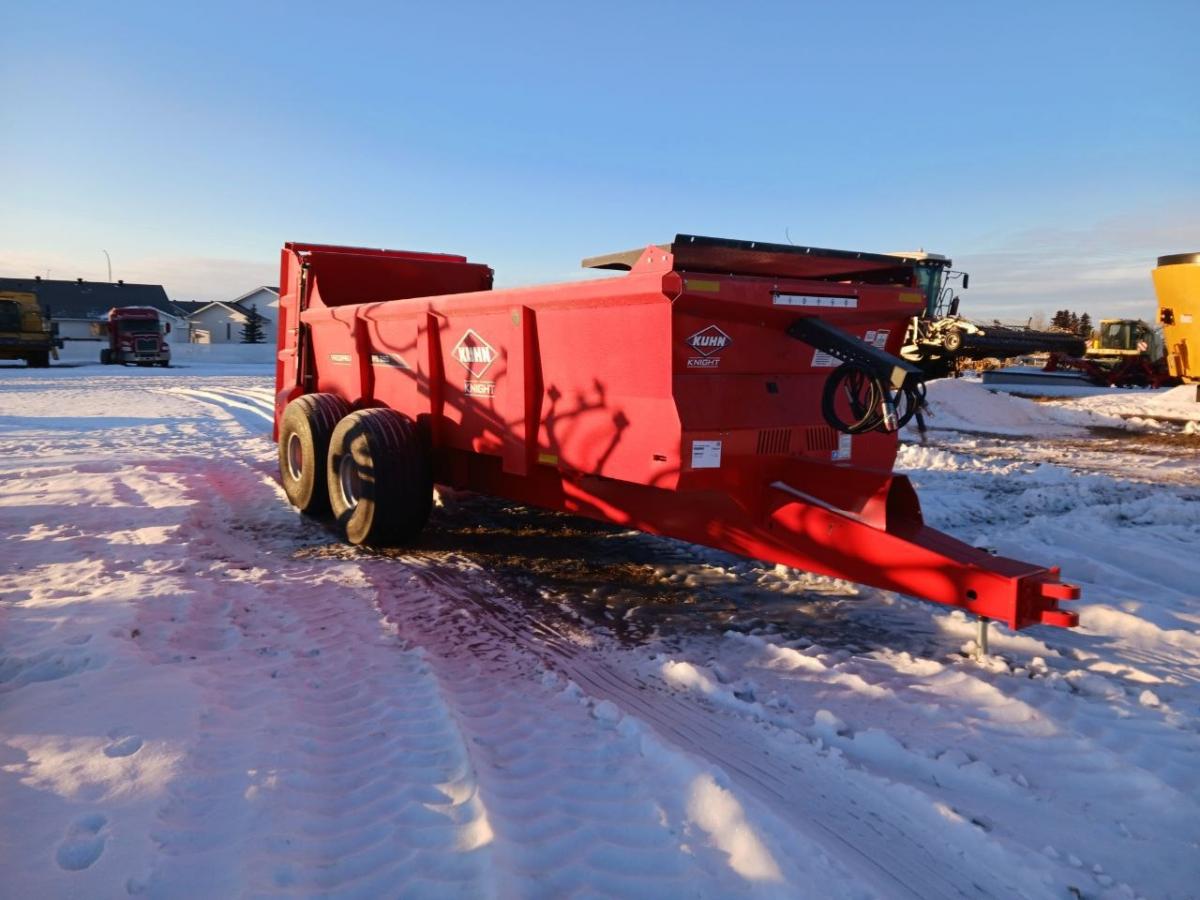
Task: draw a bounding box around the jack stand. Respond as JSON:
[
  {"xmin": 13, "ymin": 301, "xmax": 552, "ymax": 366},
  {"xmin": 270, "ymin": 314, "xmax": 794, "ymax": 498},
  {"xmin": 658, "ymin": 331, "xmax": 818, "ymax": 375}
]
[{"xmin": 976, "ymin": 616, "xmax": 990, "ymax": 657}]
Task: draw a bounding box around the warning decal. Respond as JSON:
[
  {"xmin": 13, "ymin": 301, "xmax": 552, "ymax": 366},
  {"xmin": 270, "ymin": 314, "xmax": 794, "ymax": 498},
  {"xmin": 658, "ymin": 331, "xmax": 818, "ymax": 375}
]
[{"xmin": 691, "ymin": 440, "xmax": 722, "ymax": 469}]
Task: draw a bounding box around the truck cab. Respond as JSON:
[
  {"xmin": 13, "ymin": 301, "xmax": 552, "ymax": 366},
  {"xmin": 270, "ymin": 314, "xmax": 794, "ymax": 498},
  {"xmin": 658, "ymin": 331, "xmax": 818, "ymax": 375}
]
[{"xmin": 99, "ymin": 306, "xmax": 172, "ymax": 366}]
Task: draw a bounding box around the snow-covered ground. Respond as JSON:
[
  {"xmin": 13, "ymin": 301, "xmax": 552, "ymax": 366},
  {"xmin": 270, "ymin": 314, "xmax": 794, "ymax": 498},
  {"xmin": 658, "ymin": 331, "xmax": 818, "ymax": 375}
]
[
  {"xmin": 977, "ymin": 370, "xmax": 1200, "ymax": 428},
  {"xmin": 2, "ymin": 365, "xmax": 1198, "ymax": 899},
  {"xmin": 53, "ymin": 339, "xmax": 275, "ymax": 368}
]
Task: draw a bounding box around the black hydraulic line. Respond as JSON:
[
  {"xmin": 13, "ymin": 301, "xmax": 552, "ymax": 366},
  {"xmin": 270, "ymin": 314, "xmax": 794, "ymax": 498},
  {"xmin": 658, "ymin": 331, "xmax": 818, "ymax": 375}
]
[
  {"xmin": 788, "ymin": 317, "xmax": 924, "ymax": 391},
  {"xmin": 788, "ymin": 317, "xmax": 928, "ymax": 435}
]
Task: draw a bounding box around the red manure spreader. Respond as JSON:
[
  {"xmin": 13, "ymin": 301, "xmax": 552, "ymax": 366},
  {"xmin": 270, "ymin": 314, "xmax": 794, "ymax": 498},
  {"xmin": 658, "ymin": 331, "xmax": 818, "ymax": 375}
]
[{"xmin": 273, "ymin": 236, "xmax": 1079, "ymax": 632}]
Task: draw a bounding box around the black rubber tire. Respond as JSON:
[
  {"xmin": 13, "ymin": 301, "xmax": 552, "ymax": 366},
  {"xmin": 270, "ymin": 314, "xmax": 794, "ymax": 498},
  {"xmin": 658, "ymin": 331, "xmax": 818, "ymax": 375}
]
[
  {"xmin": 327, "ymin": 408, "xmax": 432, "ymax": 546},
  {"xmin": 100, "ymin": 349, "xmax": 112, "ymax": 365},
  {"xmin": 26, "ymin": 352, "xmax": 50, "ymax": 368},
  {"xmin": 278, "ymin": 393, "xmax": 351, "ymax": 515},
  {"xmin": 942, "ymin": 329, "xmax": 964, "ymax": 352}
]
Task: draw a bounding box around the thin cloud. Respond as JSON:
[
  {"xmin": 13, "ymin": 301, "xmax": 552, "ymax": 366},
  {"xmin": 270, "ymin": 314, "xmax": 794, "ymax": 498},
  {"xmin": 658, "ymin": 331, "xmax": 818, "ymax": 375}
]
[{"xmin": 956, "ymin": 208, "xmax": 1198, "ymax": 323}]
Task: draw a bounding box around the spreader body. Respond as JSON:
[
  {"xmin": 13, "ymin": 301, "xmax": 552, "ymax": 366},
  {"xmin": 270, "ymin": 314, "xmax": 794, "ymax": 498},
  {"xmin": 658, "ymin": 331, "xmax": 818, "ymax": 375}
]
[{"xmin": 274, "ymin": 236, "xmax": 1079, "ymax": 630}]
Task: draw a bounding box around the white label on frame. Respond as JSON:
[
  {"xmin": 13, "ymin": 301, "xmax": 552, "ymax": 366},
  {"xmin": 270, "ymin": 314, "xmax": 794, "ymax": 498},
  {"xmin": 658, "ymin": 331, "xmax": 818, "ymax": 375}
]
[{"xmin": 691, "ymin": 440, "xmax": 722, "ymax": 469}]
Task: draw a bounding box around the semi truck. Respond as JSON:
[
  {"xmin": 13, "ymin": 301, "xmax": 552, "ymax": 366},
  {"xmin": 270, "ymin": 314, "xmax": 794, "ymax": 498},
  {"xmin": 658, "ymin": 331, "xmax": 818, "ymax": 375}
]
[
  {"xmin": 269, "ymin": 235, "xmax": 1079, "ymax": 633},
  {"xmin": 0, "ymin": 291, "xmax": 61, "ymax": 367},
  {"xmin": 97, "ymin": 306, "xmax": 172, "ymax": 366}
]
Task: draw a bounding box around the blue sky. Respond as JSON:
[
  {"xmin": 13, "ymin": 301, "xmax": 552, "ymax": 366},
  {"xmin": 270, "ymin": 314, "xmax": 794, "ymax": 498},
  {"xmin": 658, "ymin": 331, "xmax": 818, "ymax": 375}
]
[{"xmin": 2, "ymin": 1, "xmax": 1196, "ymax": 320}]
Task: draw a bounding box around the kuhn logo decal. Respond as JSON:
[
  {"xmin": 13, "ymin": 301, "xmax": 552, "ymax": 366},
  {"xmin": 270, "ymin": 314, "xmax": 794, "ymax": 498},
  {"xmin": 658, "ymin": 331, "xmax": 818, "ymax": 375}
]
[
  {"xmin": 685, "ymin": 325, "xmax": 732, "ymax": 357},
  {"xmin": 452, "ymin": 329, "xmax": 496, "ymax": 378}
]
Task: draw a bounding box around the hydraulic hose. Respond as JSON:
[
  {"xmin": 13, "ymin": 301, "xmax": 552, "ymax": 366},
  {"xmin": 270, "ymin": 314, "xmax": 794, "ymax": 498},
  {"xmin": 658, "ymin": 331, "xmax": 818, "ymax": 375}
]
[{"xmin": 821, "ymin": 362, "xmax": 926, "ymax": 435}]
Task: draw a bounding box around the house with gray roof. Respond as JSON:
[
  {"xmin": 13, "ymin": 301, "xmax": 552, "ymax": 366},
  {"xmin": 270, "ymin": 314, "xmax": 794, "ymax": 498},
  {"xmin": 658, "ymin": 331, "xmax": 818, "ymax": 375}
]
[{"xmin": 187, "ymin": 286, "xmax": 279, "ymax": 344}]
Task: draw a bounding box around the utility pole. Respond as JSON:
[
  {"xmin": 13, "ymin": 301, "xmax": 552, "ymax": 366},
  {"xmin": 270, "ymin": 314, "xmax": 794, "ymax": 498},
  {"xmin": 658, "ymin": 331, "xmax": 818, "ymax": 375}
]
[{"xmin": 102, "ymin": 249, "xmax": 112, "ymax": 282}]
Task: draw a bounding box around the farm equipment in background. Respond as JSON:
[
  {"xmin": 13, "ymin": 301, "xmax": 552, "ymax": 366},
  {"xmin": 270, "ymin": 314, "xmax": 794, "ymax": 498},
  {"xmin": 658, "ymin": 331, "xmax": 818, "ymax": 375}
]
[
  {"xmin": 896, "ymin": 252, "xmax": 1087, "ymax": 376},
  {"xmin": 95, "ymin": 306, "xmax": 172, "ymax": 366},
  {"xmin": 271, "ymin": 234, "xmax": 1080, "ymax": 633},
  {"xmin": 0, "ymin": 291, "xmax": 61, "ymax": 367},
  {"xmin": 1154, "ymin": 252, "xmax": 1200, "ymax": 383},
  {"xmin": 1041, "ymin": 318, "xmax": 1178, "ymax": 388}
]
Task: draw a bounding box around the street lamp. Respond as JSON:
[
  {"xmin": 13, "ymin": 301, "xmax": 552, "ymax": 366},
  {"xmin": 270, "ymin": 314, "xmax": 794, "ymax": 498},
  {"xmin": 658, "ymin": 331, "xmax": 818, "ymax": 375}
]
[{"xmin": 101, "ymin": 249, "xmax": 112, "ymax": 282}]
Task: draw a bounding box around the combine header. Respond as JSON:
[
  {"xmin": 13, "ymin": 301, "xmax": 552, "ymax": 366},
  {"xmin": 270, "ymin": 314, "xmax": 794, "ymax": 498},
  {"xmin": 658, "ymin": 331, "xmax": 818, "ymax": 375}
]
[
  {"xmin": 273, "ymin": 235, "xmax": 1080, "ymax": 631},
  {"xmin": 893, "ymin": 251, "xmax": 1087, "ymax": 376}
]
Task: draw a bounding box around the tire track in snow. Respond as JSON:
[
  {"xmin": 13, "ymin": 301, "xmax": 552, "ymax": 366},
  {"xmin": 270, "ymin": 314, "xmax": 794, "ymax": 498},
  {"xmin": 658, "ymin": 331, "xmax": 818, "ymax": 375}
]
[
  {"xmin": 390, "ymin": 556, "xmax": 1062, "ymax": 900},
  {"xmin": 213, "ymin": 385, "xmax": 275, "ymax": 408},
  {"xmin": 366, "ymin": 558, "xmax": 869, "ymax": 898},
  {"xmin": 413, "ymin": 552, "xmax": 1197, "ymax": 898},
  {"xmin": 157, "ymin": 386, "xmax": 275, "ymax": 434},
  {"xmin": 131, "ymin": 460, "xmax": 504, "ymax": 897},
  {"xmin": 132, "ymin": 454, "xmax": 844, "ymax": 897}
]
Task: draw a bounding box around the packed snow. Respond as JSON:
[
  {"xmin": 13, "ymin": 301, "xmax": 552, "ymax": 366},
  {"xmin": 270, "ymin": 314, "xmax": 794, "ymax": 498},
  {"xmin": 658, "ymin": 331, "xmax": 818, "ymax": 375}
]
[
  {"xmin": 979, "ymin": 373, "xmax": 1200, "ymax": 430},
  {"xmin": 1055, "ymin": 384, "xmax": 1200, "ymax": 431},
  {"xmin": 905, "ymin": 377, "xmax": 1130, "ymax": 437},
  {"xmin": 2, "ymin": 364, "xmax": 1198, "ymax": 899}
]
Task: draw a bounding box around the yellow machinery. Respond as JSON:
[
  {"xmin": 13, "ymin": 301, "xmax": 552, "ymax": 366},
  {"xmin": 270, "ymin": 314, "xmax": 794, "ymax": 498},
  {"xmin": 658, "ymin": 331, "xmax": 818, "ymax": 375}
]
[
  {"xmin": 1087, "ymin": 318, "xmax": 1160, "ymax": 361},
  {"xmin": 1153, "ymin": 252, "xmax": 1200, "ymax": 382},
  {"xmin": 0, "ymin": 290, "xmax": 60, "ymax": 367}
]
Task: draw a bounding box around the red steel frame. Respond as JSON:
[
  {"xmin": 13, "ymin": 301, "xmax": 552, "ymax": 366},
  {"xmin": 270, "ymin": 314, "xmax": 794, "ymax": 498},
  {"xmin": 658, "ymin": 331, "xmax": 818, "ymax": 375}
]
[{"xmin": 274, "ymin": 239, "xmax": 1080, "ymax": 631}]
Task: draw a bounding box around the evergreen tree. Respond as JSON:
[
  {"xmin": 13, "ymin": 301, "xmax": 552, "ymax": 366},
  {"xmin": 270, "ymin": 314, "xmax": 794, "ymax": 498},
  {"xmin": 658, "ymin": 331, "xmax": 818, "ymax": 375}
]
[
  {"xmin": 240, "ymin": 303, "xmax": 266, "ymax": 344},
  {"xmin": 1068, "ymin": 312, "xmax": 1080, "ymax": 333},
  {"xmin": 1051, "ymin": 310, "xmax": 1073, "ymax": 330},
  {"xmin": 1078, "ymin": 312, "xmax": 1093, "ymax": 338}
]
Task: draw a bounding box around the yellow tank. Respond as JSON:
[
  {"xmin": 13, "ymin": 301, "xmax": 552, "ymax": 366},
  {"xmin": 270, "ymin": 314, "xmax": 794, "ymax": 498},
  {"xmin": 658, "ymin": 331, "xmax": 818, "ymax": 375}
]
[{"xmin": 1153, "ymin": 252, "xmax": 1200, "ymax": 382}]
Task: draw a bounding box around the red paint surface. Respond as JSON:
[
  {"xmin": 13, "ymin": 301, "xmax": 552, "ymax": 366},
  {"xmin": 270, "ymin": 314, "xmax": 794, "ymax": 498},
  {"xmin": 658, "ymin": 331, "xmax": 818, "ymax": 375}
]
[{"xmin": 274, "ymin": 240, "xmax": 1079, "ymax": 630}]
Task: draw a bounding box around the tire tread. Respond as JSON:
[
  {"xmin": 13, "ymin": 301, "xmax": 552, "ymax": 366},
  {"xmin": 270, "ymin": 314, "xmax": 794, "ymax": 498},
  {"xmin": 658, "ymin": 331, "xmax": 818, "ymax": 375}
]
[
  {"xmin": 278, "ymin": 392, "xmax": 350, "ymax": 514},
  {"xmin": 327, "ymin": 408, "xmax": 431, "ymax": 546}
]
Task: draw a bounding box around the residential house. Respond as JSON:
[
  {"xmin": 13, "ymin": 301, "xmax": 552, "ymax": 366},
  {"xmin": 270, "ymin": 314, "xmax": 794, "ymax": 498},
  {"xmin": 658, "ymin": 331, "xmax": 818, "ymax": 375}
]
[{"xmin": 186, "ymin": 287, "xmax": 279, "ymax": 344}]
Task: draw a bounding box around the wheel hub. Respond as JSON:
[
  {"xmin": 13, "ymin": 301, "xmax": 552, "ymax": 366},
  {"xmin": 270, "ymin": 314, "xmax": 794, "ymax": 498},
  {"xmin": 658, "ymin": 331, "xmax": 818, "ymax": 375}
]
[
  {"xmin": 286, "ymin": 433, "xmax": 304, "ymax": 481},
  {"xmin": 338, "ymin": 454, "xmax": 362, "ymax": 509}
]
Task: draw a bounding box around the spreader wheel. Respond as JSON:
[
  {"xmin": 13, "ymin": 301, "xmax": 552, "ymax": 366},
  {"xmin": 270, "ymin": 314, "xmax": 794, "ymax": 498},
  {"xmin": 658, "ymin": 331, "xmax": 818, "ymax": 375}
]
[
  {"xmin": 942, "ymin": 328, "xmax": 964, "ymax": 352},
  {"xmin": 327, "ymin": 408, "xmax": 432, "ymax": 546},
  {"xmin": 278, "ymin": 393, "xmax": 351, "ymax": 515}
]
